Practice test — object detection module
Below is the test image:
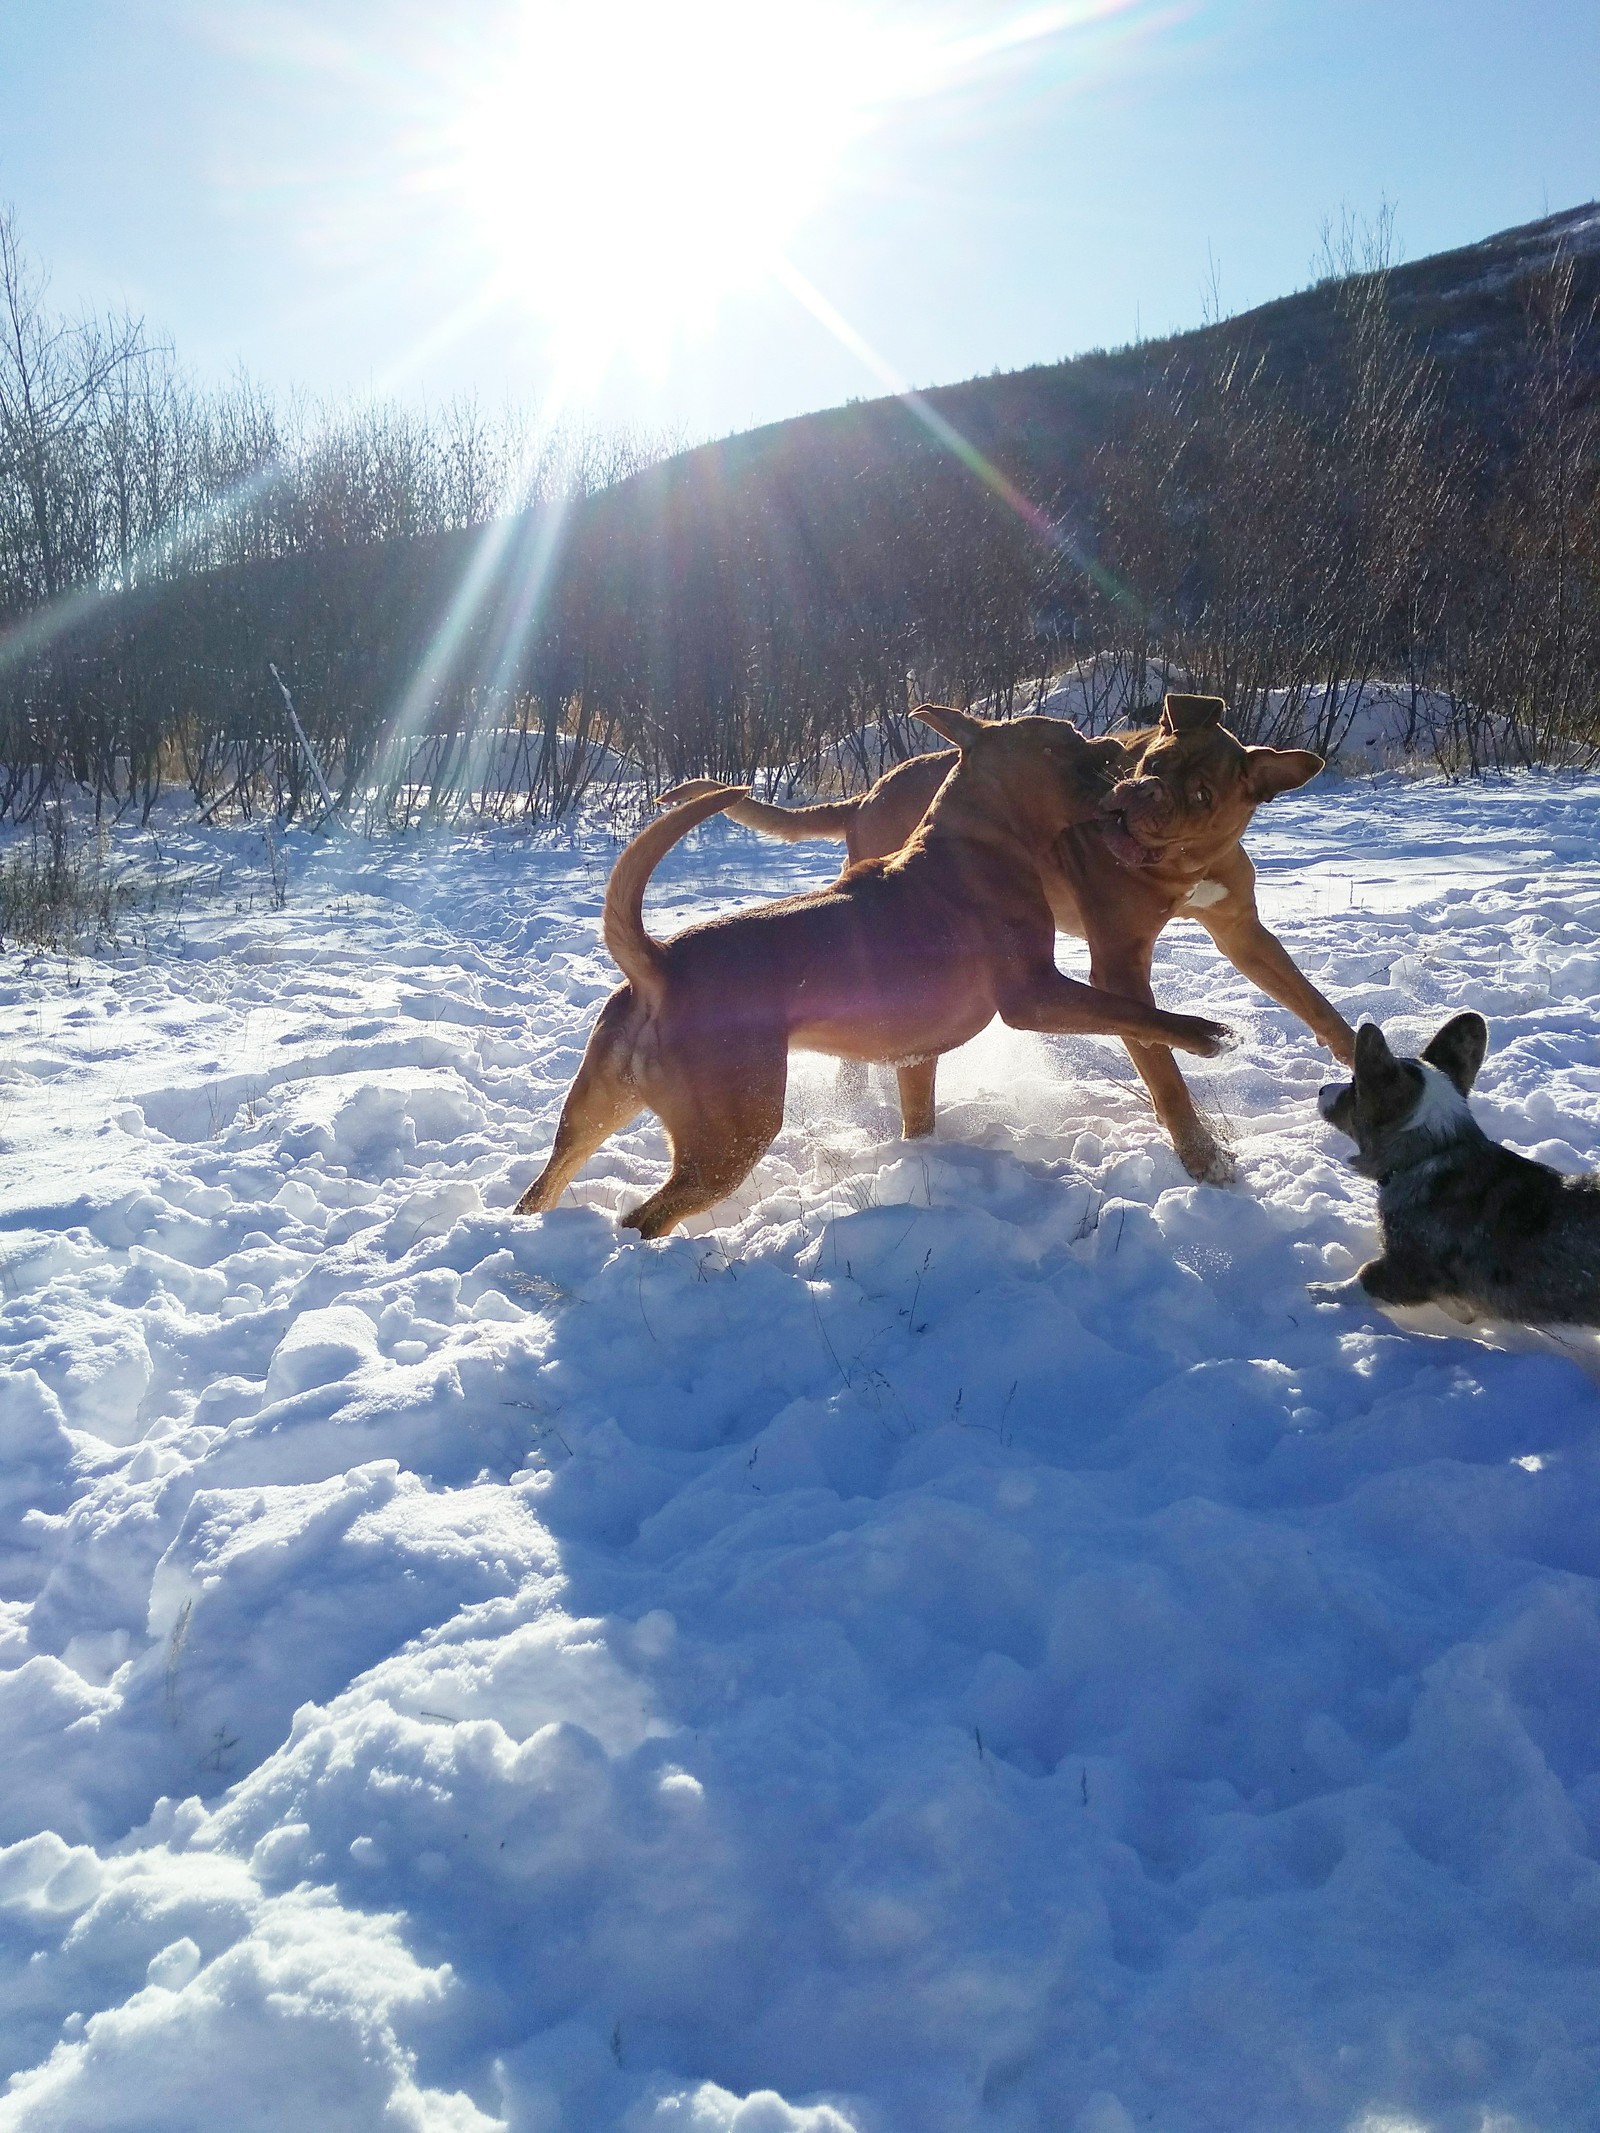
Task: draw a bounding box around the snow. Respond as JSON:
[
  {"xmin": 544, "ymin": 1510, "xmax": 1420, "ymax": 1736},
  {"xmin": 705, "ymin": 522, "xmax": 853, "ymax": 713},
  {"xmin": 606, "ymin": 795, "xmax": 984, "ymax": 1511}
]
[{"xmin": 4, "ymin": 775, "xmax": 1600, "ymax": 2130}]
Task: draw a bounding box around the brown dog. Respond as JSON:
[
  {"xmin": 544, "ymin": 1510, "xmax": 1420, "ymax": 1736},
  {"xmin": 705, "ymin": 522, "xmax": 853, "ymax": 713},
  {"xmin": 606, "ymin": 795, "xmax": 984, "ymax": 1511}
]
[
  {"xmin": 665, "ymin": 693, "xmax": 1353, "ymax": 1182},
  {"xmin": 517, "ymin": 710, "xmax": 1231, "ymax": 1237}
]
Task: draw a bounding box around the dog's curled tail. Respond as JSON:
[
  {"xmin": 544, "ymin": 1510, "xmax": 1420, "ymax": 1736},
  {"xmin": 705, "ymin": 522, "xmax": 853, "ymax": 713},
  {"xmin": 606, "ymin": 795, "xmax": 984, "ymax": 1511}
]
[
  {"xmin": 604, "ymin": 786, "xmax": 748, "ymax": 1009},
  {"xmin": 658, "ymin": 778, "xmax": 858, "ymax": 844}
]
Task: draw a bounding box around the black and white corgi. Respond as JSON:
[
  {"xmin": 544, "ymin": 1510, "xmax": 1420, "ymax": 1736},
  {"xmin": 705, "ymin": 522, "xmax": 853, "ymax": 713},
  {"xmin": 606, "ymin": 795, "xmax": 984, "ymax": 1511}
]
[{"xmin": 1311, "ymin": 1013, "xmax": 1600, "ymax": 1327}]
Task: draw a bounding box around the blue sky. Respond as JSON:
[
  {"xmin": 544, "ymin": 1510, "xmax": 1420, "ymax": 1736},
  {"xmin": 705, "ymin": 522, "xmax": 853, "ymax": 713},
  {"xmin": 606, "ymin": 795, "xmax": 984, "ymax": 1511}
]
[{"xmin": 1, "ymin": 0, "xmax": 1595, "ymax": 444}]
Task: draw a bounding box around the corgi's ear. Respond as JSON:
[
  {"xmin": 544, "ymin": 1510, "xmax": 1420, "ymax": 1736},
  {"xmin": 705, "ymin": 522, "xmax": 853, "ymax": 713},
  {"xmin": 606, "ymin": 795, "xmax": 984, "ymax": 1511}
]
[
  {"xmin": 1354, "ymin": 1021, "xmax": 1391, "ymax": 1070},
  {"xmin": 1353, "ymin": 1020, "xmax": 1411, "ymax": 1096},
  {"xmin": 1245, "ymin": 747, "xmax": 1324, "ymax": 801},
  {"xmin": 1422, "ymin": 1012, "xmax": 1488, "ymax": 1095},
  {"xmin": 912, "ymin": 703, "xmax": 984, "ymax": 750}
]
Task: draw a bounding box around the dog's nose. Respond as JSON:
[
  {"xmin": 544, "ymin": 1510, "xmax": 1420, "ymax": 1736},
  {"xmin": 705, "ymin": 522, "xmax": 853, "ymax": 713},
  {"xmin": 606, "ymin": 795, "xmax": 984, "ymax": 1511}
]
[
  {"xmin": 1317, "ymin": 1084, "xmax": 1343, "ymax": 1118},
  {"xmin": 1099, "ymin": 776, "xmax": 1156, "ymax": 815}
]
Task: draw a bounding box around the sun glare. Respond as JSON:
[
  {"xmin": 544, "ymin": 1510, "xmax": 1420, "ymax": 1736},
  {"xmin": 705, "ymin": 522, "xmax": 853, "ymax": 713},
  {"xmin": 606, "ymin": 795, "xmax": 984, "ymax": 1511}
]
[
  {"xmin": 445, "ymin": 0, "xmax": 916, "ymax": 374},
  {"xmin": 236, "ymin": 0, "xmax": 1168, "ymax": 396}
]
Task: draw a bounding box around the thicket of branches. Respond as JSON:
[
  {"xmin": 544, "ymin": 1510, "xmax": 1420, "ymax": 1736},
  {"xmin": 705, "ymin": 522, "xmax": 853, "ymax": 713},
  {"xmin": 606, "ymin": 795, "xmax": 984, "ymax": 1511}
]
[{"xmin": 2, "ymin": 204, "xmax": 1597, "ymax": 828}]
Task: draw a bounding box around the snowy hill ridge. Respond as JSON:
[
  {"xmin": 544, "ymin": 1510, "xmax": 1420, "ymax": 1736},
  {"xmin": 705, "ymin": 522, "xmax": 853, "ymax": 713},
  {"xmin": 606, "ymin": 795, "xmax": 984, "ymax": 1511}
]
[
  {"xmin": 658, "ymin": 198, "xmax": 1600, "ymax": 502},
  {"xmin": 3, "ymin": 778, "xmax": 1600, "ymax": 2128}
]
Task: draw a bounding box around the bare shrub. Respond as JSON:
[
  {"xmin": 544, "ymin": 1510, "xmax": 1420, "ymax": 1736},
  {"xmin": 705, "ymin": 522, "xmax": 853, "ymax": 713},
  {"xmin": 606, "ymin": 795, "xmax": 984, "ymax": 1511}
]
[{"xmin": 3, "ymin": 199, "xmax": 1599, "ymax": 828}]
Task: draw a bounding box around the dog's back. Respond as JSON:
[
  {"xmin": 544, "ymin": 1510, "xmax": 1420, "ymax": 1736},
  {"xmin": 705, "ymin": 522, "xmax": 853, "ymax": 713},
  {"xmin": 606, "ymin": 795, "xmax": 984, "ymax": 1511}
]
[{"xmin": 1385, "ymin": 1129, "xmax": 1600, "ymax": 1326}]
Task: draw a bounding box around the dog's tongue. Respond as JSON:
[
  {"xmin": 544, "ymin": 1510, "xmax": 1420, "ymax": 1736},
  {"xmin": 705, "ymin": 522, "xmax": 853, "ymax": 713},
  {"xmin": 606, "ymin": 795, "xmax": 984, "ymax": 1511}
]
[{"xmin": 1100, "ymin": 815, "xmax": 1156, "ymax": 868}]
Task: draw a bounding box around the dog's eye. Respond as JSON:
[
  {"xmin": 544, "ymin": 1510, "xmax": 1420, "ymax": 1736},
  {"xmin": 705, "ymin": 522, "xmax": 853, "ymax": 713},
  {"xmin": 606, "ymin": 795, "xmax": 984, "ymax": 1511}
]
[{"xmin": 1195, "ymin": 785, "xmax": 1212, "ymax": 809}]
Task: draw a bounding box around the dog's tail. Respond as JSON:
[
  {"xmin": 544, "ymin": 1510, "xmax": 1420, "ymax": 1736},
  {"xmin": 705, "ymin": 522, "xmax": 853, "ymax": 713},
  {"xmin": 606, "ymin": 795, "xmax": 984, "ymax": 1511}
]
[
  {"xmin": 658, "ymin": 778, "xmax": 858, "ymax": 844},
  {"xmin": 604, "ymin": 786, "xmax": 748, "ymax": 1009}
]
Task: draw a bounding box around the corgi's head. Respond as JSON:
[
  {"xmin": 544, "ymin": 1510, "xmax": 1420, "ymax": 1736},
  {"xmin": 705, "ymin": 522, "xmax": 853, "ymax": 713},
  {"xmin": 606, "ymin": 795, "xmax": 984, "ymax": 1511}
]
[{"xmin": 1318, "ymin": 1013, "xmax": 1488, "ymax": 1179}]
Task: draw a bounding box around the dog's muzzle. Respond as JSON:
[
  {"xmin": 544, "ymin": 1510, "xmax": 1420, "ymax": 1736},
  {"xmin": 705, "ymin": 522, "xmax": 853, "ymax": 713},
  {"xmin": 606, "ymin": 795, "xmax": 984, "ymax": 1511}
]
[
  {"xmin": 1317, "ymin": 1083, "xmax": 1347, "ymax": 1120},
  {"xmin": 1098, "ymin": 779, "xmax": 1169, "ymax": 869}
]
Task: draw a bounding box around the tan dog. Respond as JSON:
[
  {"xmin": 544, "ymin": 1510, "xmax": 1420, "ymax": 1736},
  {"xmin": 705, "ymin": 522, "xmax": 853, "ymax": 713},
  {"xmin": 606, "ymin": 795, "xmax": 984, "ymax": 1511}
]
[
  {"xmin": 665, "ymin": 693, "xmax": 1353, "ymax": 1182},
  {"xmin": 517, "ymin": 710, "xmax": 1231, "ymax": 1237}
]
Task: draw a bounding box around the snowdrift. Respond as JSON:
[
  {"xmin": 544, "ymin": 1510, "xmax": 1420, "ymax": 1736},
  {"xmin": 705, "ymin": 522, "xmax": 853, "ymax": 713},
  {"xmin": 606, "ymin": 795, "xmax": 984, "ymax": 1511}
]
[{"xmin": 2, "ymin": 778, "xmax": 1600, "ymax": 2129}]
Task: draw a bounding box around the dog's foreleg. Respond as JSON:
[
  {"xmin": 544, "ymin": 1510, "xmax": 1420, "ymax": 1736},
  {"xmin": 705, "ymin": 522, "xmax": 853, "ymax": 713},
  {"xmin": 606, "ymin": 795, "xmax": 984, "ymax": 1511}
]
[
  {"xmin": 1125, "ymin": 1035, "xmax": 1235, "ymax": 1184},
  {"xmin": 1306, "ymin": 1277, "xmax": 1370, "ymax": 1306},
  {"xmin": 1309, "ymin": 1258, "xmax": 1439, "ymax": 1309},
  {"xmin": 1079, "ymin": 942, "xmax": 1235, "ymax": 1182},
  {"xmin": 1199, "ymin": 906, "xmax": 1355, "ymax": 1063},
  {"xmin": 1000, "ymin": 968, "xmax": 1231, "ymax": 1059}
]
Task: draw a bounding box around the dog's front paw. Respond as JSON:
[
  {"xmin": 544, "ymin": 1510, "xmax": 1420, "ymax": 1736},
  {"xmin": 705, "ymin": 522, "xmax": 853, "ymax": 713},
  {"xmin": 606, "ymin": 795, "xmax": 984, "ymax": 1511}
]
[
  {"xmin": 1307, "ymin": 1278, "xmax": 1366, "ymax": 1306},
  {"xmin": 1175, "ymin": 1016, "xmax": 1235, "ymax": 1059},
  {"xmin": 1177, "ymin": 1134, "xmax": 1236, "ymax": 1186}
]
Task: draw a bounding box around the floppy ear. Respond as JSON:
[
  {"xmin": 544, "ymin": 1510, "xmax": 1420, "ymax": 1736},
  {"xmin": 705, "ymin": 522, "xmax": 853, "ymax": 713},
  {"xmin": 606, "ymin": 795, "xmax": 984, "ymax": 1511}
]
[
  {"xmin": 1421, "ymin": 1012, "xmax": 1488, "ymax": 1096},
  {"xmin": 912, "ymin": 703, "xmax": 985, "ymax": 749},
  {"xmin": 1160, "ymin": 693, "xmax": 1226, "ymax": 733},
  {"xmin": 1246, "ymin": 747, "xmax": 1324, "ymax": 801}
]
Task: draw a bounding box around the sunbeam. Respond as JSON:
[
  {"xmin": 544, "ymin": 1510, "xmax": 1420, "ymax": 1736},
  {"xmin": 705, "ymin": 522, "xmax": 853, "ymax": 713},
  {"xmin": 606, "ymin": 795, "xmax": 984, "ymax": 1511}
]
[
  {"xmin": 438, "ymin": 0, "xmax": 914, "ymax": 375},
  {"xmin": 375, "ymin": 376, "xmax": 582, "ymax": 801},
  {"xmin": 772, "ymin": 254, "xmax": 1146, "ymax": 621},
  {"xmin": 0, "ymin": 459, "xmax": 287, "ymax": 680}
]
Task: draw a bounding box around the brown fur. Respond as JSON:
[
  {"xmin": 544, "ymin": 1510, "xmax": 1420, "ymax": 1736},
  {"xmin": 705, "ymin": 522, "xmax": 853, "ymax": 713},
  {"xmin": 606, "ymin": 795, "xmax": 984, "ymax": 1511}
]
[
  {"xmin": 518, "ymin": 711, "xmax": 1232, "ymax": 1237},
  {"xmin": 664, "ymin": 693, "xmax": 1353, "ymax": 1182}
]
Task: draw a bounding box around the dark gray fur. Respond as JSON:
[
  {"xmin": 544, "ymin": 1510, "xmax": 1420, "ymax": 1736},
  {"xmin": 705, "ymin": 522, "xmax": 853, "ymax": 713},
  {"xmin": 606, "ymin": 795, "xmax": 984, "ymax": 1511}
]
[{"xmin": 1311, "ymin": 1013, "xmax": 1600, "ymax": 1326}]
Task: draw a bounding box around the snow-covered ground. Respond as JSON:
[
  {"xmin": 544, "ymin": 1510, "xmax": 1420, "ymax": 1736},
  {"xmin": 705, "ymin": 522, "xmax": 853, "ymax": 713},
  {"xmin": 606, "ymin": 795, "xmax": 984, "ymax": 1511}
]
[{"xmin": 4, "ymin": 776, "xmax": 1600, "ymax": 2132}]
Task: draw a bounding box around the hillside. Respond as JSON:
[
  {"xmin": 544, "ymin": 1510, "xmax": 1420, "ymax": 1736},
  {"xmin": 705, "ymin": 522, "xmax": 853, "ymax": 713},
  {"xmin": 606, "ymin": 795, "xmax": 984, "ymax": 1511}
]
[
  {"xmin": 630, "ymin": 200, "xmax": 1600, "ymax": 512},
  {"xmin": 7, "ymin": 201, "xmax": 1599, "ymax": 821}
]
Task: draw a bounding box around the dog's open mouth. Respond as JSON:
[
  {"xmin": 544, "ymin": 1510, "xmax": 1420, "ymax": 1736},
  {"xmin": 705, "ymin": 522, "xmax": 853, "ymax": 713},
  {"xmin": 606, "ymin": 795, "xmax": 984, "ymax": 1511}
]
[{"xmin": 1098, "ymin": 809, "xmax": 1161, "ymax": 868}]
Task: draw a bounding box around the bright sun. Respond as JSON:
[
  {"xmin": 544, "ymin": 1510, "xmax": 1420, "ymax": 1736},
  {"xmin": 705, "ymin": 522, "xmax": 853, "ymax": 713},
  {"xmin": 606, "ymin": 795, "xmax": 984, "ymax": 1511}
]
[{"xmin": 444, "ymin": 0, "xmax": 916, "ymax": 375}]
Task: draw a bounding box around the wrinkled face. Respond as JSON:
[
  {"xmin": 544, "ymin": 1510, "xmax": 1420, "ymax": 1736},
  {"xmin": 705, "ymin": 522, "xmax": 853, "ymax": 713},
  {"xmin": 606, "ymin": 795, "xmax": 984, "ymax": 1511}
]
[
  {"xmin": 1097, "ymin": 722, "xmax": 1259, "ymax": 869},
  {"xmin": 1094, "ymin": 701, "xmax": 1322, "ymax": 873}
]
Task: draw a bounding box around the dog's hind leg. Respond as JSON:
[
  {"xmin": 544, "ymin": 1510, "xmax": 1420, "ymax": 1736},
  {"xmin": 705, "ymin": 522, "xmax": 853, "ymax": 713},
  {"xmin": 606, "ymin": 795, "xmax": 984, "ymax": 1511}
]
[
  {"xmin": 516, "ymin": 1005, "xmax": 641, "ymax": 1215},
  {"xmin": 896, "ymin": 1058, "xmax": 938, "ymax": 1139},
  {"xmin": 622, "ymin": 1052, "xmax": 788, "ymax": 1239}
]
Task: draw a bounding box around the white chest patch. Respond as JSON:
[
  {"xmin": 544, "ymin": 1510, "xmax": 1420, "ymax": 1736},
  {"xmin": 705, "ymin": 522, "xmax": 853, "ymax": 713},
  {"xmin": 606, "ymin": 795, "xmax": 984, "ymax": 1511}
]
[{"xmin": 1183, "ymin": 879, "xmax": 1228, "ymax": 910}]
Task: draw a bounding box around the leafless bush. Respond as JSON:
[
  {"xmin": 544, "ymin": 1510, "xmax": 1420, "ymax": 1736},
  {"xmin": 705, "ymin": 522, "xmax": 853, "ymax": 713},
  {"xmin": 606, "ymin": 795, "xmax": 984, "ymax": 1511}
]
[
  {"xmin": 3, "ymin": 199, "xmax": 1599, "ymax": 829},
  {"xmin": 1082, "ymin": 226, "xmax": 1462, "ymax": 755},
  {"xmin": 0, "ymin": 805, "xmax": 128, "ymax": 951},
  {"xmin": 1435, "ymin": 252, "xmax": 1600, "ymax": 769}
]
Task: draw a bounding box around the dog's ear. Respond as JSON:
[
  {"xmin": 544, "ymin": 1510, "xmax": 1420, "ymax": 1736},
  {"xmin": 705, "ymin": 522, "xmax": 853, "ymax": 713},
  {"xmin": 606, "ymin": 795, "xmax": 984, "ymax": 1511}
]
[
  {"xmin": 1159, "ymin": 693, "xmax": 1226, "ymax": 733},
  {"xmin": 1245, "ymin": 747, "xmax": 1324, "ymax": 801},
  {"xmin": 1353, "ymin": 1020, "xmax": 1411, "ymax": 1096},
  {"xmin": 912, "ymin": 704, "xmax": 985, "ymax": 750},
  {"xmin": 1083, "ymin": 733, "xmax": 1133, "ymax": 773},
  {"xmin": 1422, "ymin": 1012, "xmax": 1488, "ymax": 1095}
]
